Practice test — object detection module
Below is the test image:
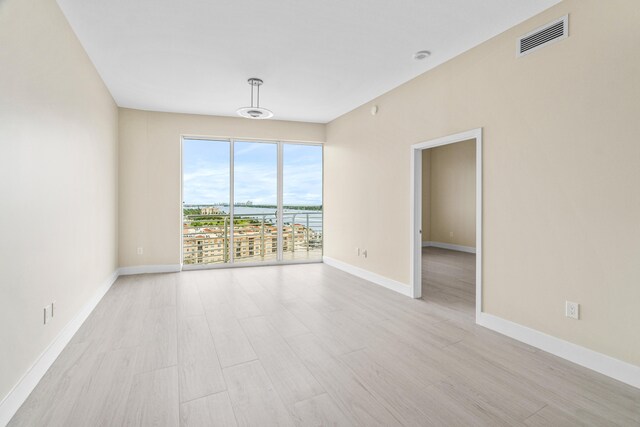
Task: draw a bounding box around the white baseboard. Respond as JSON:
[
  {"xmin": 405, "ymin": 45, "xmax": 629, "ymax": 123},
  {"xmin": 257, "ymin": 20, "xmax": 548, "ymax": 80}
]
[
  {"xmin": 422, "ymin": 241, "xmax": 476, "ymax": 254},
  {"xmin": 118, "ymin": 264, "xmax": 182, "ymax": 275},
  {"xmin": 322, "ymin": 256, "xmax": 412, "ymax": 297},
  {"xmin": 476, "ymin": 312, "xmax": 640, "ymax": 390},
  {"xmin": 0, "ymin": 269, "xmax": 120, "ymax": 426}
]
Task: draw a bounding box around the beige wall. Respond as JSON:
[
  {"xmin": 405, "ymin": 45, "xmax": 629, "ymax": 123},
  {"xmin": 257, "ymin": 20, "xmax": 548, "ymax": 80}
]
[
  {"xmin": 421, "ymin": 150, "xmax": 431, "ymax": 242},
  {"xmin": 118, "ymin": 108, "xmax": 325, "ymax": 268},
  {"xmin": 0, "ymin": 0, "xmax": 118, "ymax": 402},
  {"xmin": 325, "ymin": 0, "xmax": 640, "ymax": 366},
  {"xmin": 422, "ymin": 140, "xmax": 476, "ymax": 248}
]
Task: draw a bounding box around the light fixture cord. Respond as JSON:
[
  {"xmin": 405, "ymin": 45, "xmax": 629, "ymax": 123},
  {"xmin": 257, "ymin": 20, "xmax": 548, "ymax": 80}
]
[
  {"xmin": 257, "ymin": 84, "xmax": 260, "ymax": 108},
  {"xmin": 250, "ymin": 82, "xmax": 254, "ymax": 108}
]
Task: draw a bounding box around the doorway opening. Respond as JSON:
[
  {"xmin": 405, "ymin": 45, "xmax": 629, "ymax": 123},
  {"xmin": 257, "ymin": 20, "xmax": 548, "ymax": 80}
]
[{"xmin": 410, "ymin": 129, "xmax": 482, "ymax": 319}]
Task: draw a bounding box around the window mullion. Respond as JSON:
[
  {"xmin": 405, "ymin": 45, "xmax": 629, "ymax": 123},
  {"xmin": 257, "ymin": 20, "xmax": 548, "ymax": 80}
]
[
  {"xmin": 277, "ymin": 141, "xmax": 284, "ymax": 262},
  {"xmin": 229, "ymin": 139, "xmax": 235, "ymax": 264}
]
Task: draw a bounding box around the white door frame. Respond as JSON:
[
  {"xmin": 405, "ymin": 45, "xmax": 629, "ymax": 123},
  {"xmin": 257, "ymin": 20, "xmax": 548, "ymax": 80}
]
[{"xmin": 410, "ymin": 128, "xmax": 483, "ymax": 317}]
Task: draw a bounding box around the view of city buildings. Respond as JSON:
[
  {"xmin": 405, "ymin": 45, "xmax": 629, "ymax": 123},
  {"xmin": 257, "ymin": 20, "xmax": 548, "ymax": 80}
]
[
  {"xmin": 183, "ymin": 206, "xmax": 322, "ymax": 265},
  {"xmin": 182, "ymin": 139, "xmax": 323, "ymax": 266}
]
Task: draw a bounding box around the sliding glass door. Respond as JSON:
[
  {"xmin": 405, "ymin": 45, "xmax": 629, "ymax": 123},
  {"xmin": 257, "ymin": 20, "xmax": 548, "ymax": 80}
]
[
  {"xmin": 233, "ymin": 141, "xmax": 278, "ymax": 264},
  {"xmin": 182, "ymin": 139, "xmax": 231, "ymax": 265},
  {"xmin": 282, "ymin": 143, "xmax": 323, "ymax": 261},
  {"xmin": 182, "ymin": 138, "xmax": 322, "ymax": 267}
]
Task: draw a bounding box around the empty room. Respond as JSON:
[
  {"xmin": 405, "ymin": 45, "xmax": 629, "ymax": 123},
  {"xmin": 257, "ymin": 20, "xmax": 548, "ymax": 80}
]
[
  {"xmin": 420, "ymin": 138, "xmax": 478, "ymax": 317},
  {"xmin": 1, "ymin": 0, "xmax": 639, "ymax": 426}
]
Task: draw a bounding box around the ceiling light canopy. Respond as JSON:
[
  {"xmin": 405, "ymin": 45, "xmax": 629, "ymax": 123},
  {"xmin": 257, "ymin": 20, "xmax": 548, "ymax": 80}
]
[{"xmin": 236, "ymin": 78, "xmax": 273, "ymax": 119}]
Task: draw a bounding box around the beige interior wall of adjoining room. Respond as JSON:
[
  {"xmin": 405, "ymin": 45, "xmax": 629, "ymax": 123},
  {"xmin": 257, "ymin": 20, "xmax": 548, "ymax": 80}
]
[
  {"xmin": 425, "ymin": 140, "xmax": 476, "ymax": 248},
  {"xmin": 118, "ymin": 108, "xmax": 325, "ymax": 268},
  {"xmin": 324, "ymin": 0, "xmax": 640, "ymax": 366},
  {"xmin": 0, "ymin": 0, "xmax": 119, "ymax": 403},
  {"xmin": 421, "ymin": 150, "xmax": 431, "ymax": 243}
]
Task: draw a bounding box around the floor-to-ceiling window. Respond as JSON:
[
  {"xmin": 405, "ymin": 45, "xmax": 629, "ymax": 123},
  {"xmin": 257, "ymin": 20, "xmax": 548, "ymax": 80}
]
[
  {"xmin": 233, "ymin": 141, "xmax": 278, "ymax": 264},
  {"xmin": 182, "ymin": 139, "xmax": 231, "ymax": 265},
  {"xmin": 282, "ymin": 143, "xmax": 323, "ymax": 260},
  {"xmin": 182, "ymin": 138, "xmax": 322, "ymax": 267}
]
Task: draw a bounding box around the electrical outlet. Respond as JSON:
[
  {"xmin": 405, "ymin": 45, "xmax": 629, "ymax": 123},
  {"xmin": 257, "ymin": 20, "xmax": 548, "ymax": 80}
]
[
  {"xmin": 362, "ymin": 249, "xmax": 368, "ymax": 258},
  {"xmin": 449, "ymin": 231, "xmax": 454, "ymax": 238},
  {"xmin": 565, "ymin": 301, "xmax": 580, "ymax": 319},
  {"xmin": 137, "ymin": 247, "xmax": 144, "ymax": 255},
  {"xmin": 355, "ymin": 247, "xmax": 360, "ymax": 256}
]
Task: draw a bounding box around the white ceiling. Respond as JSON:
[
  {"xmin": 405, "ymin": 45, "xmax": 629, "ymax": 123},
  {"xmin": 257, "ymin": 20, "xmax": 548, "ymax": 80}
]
[{"xmin": 57, "ymin": 0, "xmax": 561, "ymax": 123}]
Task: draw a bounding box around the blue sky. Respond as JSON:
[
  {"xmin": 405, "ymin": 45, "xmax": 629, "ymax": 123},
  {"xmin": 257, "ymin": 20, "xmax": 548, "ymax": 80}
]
[{"xmin": 183, "ymin": 139, "xmax": 322, "ymax": 205}]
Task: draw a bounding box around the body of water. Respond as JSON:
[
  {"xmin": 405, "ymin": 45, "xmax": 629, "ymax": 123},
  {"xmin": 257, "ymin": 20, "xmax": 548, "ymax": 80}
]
[{"xmin": 203, "ymin": 206, "xmax": 323, "ymax": 232}]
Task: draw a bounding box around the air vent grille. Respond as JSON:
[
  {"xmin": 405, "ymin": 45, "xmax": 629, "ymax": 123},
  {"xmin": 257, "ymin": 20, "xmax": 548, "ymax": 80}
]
[{"xmin": 517, "ymin": 15, "xmax": 568, "ymax": 57}]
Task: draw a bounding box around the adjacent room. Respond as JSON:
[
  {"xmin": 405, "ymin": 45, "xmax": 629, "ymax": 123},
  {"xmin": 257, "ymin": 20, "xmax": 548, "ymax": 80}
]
[
  {"xmin": 2, "ymin": 0, "xmax": 639, "ymax": 426},
  {"xmin": 420, "ymin": 138, "xmax": 478, "ymax": 317}
]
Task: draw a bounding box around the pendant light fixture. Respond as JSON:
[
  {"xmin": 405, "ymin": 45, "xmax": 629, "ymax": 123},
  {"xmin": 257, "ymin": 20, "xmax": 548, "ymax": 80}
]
[{"xmin": 236, "ymin": 78, "xmax": 274, "ymax": 119}]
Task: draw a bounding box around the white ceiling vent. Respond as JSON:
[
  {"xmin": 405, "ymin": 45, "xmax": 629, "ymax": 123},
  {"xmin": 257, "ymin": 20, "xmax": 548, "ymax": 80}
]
[{"xmin": 517, "ymin": 15, "xmax": 568, "ymax": 57}]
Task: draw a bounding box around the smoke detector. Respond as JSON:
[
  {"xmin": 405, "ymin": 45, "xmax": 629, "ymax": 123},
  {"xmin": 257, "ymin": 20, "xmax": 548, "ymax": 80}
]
[{"xmin": 413, "ymin": 50, "xmax": 431, "ymax": 61}]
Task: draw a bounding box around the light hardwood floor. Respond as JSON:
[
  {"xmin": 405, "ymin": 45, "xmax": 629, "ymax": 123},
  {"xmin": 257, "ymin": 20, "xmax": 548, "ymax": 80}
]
[
  {"xmin": 9, "ymin": 251, "xmax": 640, "ymax": 426},
  {"xmin": 422, "ymin": 247, "xmax": 476, "ymax": 318}
]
